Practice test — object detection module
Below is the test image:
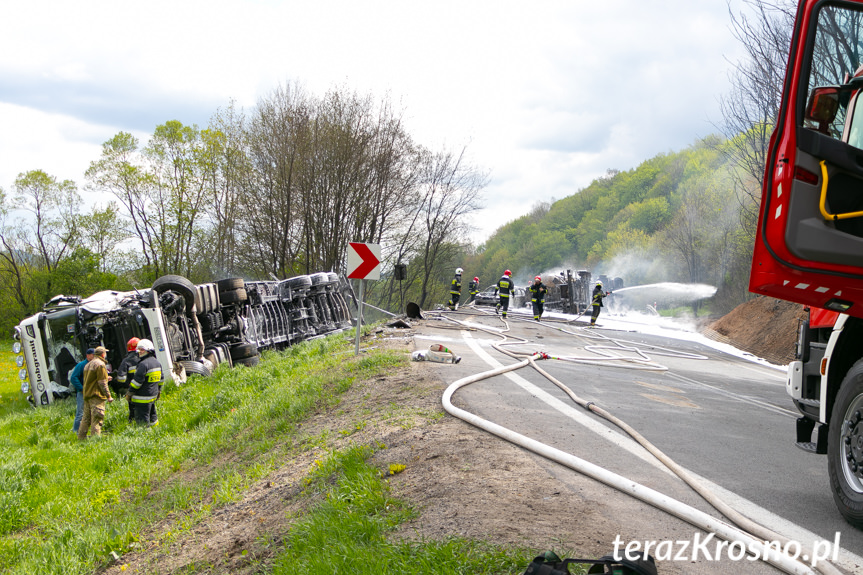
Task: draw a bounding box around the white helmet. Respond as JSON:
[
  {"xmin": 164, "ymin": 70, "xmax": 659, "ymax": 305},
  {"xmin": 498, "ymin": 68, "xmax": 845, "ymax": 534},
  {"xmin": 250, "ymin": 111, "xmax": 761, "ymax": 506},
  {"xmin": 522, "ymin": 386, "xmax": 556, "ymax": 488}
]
[
  {"xmin": 455, "ymin": 267, "xmax": 463, "ymax": 275},
  {"xmin": 136, "ymin": 339, "xmax": 155, "ymax": 353}
]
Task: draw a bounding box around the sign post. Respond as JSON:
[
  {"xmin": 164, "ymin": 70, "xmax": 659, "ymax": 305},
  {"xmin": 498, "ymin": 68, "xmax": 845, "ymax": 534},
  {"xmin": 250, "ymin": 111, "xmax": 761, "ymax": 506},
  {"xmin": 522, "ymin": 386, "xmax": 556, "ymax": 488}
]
[{"xmin": 346, "ymin": 242, "xmax": 381, "ymax": 356}]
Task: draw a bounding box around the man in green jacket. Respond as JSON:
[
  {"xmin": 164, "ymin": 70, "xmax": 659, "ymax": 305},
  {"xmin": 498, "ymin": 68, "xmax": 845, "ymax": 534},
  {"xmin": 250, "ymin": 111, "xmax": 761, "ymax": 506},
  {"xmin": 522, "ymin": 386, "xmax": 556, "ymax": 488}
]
[{"xmin": 77, "ymin": 346, "xmax": 114, "ymax": 440}]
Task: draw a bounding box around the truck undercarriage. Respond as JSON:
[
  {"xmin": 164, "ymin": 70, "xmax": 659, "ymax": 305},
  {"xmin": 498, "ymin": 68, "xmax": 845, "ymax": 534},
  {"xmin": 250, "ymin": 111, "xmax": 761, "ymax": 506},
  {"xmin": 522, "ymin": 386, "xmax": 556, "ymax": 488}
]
[{"xmin": 12, "ymin": 273, "xmax": 355, "ymax": 408}]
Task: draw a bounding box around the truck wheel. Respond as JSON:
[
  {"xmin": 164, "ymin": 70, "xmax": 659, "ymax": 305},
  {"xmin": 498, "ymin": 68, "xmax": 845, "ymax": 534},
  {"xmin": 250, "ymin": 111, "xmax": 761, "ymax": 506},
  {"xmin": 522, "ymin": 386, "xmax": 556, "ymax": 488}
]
[
  {"xmin": 235, "ymin": 355, "xmax": 260, "ymax": 367},
  {"xmin": 152, "ymin": 275, "xmax": 196, "ymax": 313},
  {"xmin": 285, "ymin": 275, "xmax": 312, "ymax": 290},
  {"xmin": 195, "ymin": 283, "xmax": 219, "ymax": 314},
  {"xmin": 230, "ymin": 343, "xmax": 258, "ymax": 360},
  {"xmin": 220, "ymin": 288, "xmax": 248, "ymax": 305},
  {"xmin": 310, "ymin": 272, "xmax": 329, "ymax": 286},
  {"xmin": 216, "ymin": 278, "xmax": 245, "ymax": 292},
  {"xmin": 178, "ymin": 360, "xmax": 212, "ymax": 378},
  {"xmin": 828, "ymin": 360, "xmax": 863, "ymax": 527}
]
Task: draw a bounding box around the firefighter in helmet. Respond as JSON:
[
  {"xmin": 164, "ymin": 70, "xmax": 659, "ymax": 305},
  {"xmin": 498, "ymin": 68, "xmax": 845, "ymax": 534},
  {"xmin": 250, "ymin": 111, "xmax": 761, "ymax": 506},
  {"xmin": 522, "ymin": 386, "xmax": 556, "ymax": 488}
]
[
  {"xmin": 590, "ymin": 281, "xmax": 610, "ymax": 327},
  {"xmin": 494, "ymin": 270, "xmax": 513, "ymax": 318},
  {"xmin": 116, "ymin": 337, "xmax": 141, "ymax": 422},
  {"xmin": 448, "ymin": 268, "xmax": 463, "ymax": 310},
  {"xmin": 468, "ymin": 276, "xmax": 480, "ymax": 304},
  {"xmin": 126, "ymin": 339, "xmax": 164, "ymax": 427},
  {"xmin": 529, "ymin": 275, "xmax": 548, "ymax": 321}
]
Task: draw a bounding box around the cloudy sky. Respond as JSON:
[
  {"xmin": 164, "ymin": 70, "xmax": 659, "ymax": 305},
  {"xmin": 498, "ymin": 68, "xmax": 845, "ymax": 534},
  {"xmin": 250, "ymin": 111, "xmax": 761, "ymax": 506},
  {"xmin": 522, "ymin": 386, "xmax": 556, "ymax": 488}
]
[{"xmin": 0, "ymin": 0, "xmax": 747, "ymax": 243}]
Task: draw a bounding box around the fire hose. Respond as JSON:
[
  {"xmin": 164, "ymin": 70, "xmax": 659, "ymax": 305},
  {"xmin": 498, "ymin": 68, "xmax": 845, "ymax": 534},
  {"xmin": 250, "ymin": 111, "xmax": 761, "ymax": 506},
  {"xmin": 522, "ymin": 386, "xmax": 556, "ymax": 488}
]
[{"xmin": 432, "ymin": 309, "xmax": 844, "ymax": 575}]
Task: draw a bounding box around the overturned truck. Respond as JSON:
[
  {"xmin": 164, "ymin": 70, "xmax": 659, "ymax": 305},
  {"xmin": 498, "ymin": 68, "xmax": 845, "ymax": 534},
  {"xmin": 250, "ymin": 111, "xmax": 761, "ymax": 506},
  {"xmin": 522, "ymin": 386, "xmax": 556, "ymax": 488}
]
[
  {"xmin": 544, "ymin": 270, "xmax": 624, "ymax": 315},
  {"xmin": 11, "ymin": 272, "xmax": 355, "ymax": 408}
]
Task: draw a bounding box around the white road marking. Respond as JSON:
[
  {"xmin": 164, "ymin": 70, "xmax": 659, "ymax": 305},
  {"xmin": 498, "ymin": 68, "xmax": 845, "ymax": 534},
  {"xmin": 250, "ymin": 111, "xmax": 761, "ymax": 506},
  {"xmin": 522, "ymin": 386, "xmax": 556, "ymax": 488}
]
[{"xmin": 460, "ymin": 330, "xmax": 863, "ymax": 571}]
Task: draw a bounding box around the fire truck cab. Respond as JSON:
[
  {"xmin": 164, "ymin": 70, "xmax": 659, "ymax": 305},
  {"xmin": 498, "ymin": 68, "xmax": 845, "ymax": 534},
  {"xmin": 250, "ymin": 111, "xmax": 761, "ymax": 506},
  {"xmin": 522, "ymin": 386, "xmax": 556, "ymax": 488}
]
[{"xmin": 754, "ymin": 0, "xmax": 863, "ymax": 527}]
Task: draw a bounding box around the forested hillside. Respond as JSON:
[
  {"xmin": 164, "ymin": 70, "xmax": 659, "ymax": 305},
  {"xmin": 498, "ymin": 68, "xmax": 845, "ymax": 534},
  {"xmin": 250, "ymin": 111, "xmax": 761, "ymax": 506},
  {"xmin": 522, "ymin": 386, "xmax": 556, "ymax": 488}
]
[{"xmin": 458, "ymin": 136, "xmax": 757, "ymax": 315}]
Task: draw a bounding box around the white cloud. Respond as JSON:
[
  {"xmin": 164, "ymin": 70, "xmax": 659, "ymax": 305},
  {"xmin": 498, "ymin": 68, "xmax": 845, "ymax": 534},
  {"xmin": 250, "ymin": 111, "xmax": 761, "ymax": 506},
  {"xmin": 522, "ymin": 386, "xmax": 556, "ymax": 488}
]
[{"xmin": 0, "ymin": 0, "xmax": 746, "ymax": 242}]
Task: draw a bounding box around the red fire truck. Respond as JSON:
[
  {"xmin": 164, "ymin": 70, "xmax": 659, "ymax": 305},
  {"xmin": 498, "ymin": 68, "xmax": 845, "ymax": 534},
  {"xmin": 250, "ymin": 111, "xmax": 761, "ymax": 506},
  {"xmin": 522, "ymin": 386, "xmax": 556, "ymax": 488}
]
[{"xmin": 752, "ymin": 0, "xmax": 863, "ymax": 527}]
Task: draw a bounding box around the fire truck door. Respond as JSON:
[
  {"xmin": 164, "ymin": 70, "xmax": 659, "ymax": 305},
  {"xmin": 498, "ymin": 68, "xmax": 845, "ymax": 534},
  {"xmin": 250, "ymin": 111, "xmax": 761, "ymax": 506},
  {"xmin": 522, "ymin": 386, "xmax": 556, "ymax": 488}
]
[{"xmin": 752, "ymin": 0, "xmax": 863, "ymax": 318}]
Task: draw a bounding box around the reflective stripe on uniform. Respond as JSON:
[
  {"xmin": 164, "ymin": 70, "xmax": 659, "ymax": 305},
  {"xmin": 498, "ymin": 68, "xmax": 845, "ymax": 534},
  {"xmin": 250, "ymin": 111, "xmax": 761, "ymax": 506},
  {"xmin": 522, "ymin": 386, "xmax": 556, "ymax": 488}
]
[{"xmin": 130, "ymin": 394, "xmax": 157, "ymax": 403}]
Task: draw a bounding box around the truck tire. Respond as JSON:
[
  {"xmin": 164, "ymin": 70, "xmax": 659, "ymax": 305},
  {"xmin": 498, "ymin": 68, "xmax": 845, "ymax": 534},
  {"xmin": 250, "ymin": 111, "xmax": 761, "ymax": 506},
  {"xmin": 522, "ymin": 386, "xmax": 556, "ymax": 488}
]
[
  {"xmin": 178, "ymin": 360, "xmax": 212, "ymax": 378},
  {"xmin": 310, "ymin": 272, "xmax": 329, "ymax": 286},
  {"xmin": 216, "ymin": 278, "xmax": 245, "ymax": 292},
  {"xmin": 235, "ymin": 355, "xmax": 260, "ymax": 368},
  {"xmin": 285, "ymin": 275, "xmax": 312, "ymax": 290},
  {"xmin": 220, "ymin": 288, "xmax": 248, "ymax": 304},
  {"xmin": 230, "ymin": 343, "xmax": 258, "ymax": 360},
  {"xmin": 828, "ymin": 359, "xmax": 863, "ymax": 528},
  {"xmin": 195, "ymin": 284, "xmax": 219, "ymax": 314},
  {"xmin": 152, "ymin": 275, "xmax": 197, "ymax": 313}
]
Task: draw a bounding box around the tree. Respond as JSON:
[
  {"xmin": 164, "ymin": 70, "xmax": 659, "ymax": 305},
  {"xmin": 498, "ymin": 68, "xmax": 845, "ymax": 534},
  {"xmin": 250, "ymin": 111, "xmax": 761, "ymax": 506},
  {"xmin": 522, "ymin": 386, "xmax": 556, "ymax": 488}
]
[
  {"xmin": 11, "ymin": 170, "xmax": 80, "ymax": 274},
  {"xmin": 199, "ymin": 102, "xmax": 250, "ymax": 278},
  {"xmin": 85, "ymin": 132, "xmax": 159, "ymax": 278},
  {"xmin": 78, "ymin": 202, "xmax": 130, "ymax": 273},
  {"xmin": 412, "ymin": 146, "xmax": 486, "ymax": 308},
  {"xmin": 239, "ymin": 84, "xmax": 311, "ymax": 278},
  {"xmin": 718, "ymin": 0, "xmax": 795, "ymax": 233},
  {"xmin": 143, "ymin": 120, "xmax": 211, "ymax": 277}
]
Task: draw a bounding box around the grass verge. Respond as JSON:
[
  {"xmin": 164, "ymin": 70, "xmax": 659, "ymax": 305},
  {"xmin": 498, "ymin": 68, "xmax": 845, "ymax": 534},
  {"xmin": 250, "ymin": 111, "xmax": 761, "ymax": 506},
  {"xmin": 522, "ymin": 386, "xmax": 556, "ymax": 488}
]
[{"xmin": 0, "ymin": 333, "xmax": 569, "ymax": 574}]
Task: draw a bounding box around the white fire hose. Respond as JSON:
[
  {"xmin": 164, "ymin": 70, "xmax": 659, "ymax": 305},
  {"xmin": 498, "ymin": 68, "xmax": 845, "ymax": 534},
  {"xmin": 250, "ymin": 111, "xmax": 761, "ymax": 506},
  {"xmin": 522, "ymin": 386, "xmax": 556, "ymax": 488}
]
[{"xmin": 431, "ymin": 310, "xmax": 844, "ymax": 575}]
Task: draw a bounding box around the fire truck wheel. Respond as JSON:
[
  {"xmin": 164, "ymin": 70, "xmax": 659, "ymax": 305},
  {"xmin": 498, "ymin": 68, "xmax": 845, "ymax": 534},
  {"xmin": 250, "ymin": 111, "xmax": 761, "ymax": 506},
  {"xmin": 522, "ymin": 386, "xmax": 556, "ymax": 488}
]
[{"xmin": 828, "ymin": 360, "xmax": 863, "ymax": 528}]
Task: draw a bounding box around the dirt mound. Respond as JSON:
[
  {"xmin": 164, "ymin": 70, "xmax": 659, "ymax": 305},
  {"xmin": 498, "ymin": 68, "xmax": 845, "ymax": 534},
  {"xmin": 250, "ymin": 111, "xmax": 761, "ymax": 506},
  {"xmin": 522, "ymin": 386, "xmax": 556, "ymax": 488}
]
[{"xmin": 702, "ymin": 295, "xmax": 806, "ymax": 365}]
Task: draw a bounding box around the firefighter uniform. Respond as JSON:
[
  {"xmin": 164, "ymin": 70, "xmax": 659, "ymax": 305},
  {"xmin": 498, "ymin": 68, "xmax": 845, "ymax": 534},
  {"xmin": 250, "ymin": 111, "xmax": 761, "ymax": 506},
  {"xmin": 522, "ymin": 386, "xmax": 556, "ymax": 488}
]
[
  {"xmin": 495, "ymin": 274, "xmax": 513, "ymax": 317},
  {"xmin": 468, "ymin": 278, "xmax": 479, "ymax": 304},
  {"xmin": 129, "ymin": 352, "xmax": 164, "ymax": 426},
  {"xmin": 529, "ymin": 279, "xmax": 547, "ymax": 321},
  {"xmin": 116, "ymin": 350, "xmax": 140, "ymax": 422},
  {"xmin": 448, "ymin": 273, "xmax": 462, "ymax": 310},
  {"xmin": 591, "ymin": 284, "xmax": 608, "ymax": 326}
]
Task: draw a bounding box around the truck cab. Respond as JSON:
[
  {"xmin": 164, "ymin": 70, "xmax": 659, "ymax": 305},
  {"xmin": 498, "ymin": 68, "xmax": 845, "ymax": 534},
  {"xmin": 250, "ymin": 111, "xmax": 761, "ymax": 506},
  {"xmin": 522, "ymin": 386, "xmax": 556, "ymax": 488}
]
[
  {"xmin": 754, "ymin": 0, "xmax": 863, "ymax": 527},
  {"xmin": 12, "ymin": 273, "xmax": 354, "ymax": 408}
]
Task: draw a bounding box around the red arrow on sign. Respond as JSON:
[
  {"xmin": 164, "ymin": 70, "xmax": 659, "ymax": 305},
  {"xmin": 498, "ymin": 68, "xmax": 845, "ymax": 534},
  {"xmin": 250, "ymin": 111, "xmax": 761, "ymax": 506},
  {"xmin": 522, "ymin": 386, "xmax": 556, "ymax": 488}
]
[{"xmin": 347, "ymin": 242, "xmax": 381, "ymax": 280}]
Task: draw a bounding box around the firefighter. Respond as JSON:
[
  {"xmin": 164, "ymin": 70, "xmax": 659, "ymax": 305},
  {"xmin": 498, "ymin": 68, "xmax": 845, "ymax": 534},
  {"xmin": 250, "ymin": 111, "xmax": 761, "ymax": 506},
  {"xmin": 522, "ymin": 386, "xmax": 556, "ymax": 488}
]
[
  {"xmin": 116, "ymin": 337, "xmax": 141, "ymax": 423},
  {"xmin": 467, "ymin": 277, "xmax": 480, "ymax": 304},
  {"xmin": 447, "ymin": 267, "xmax": 463, "ymax": 310},
  {"xmin": 590, "ymin": 281, "xmax": 610, "ymax": 327},
  {"xmin": 494, "ymin": 270, "xmax": 513, "ymax": 318},
  {"xmin": 529, "ymin": 275, "xmax": 548, "ymax": 321},
  {"xmin": 126, "ymin": 339, "xmax": 164, "ymax": 427}
]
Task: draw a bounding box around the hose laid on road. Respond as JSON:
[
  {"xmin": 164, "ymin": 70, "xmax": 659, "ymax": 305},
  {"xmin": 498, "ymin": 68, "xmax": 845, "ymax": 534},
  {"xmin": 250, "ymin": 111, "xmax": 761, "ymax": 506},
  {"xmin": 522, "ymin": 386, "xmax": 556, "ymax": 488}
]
[{"xmin": 434, "ymin": 309, "xmax": 843, "ymax": 575}]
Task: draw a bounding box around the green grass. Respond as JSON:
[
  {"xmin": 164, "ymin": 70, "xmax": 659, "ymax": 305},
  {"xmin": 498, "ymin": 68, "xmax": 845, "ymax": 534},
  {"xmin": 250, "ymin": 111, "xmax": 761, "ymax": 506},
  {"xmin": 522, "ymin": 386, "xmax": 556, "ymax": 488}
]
[
  {"xmin": 271, "ymin": 446, "xmax": 556, "ymax": 575},
  {"xmin": 0, "ymin": 333, "xmax": 564, "ymax": 574},
  {"xmin": 0, "ymin": 342, "xmax": 30, "ymax": 416}
]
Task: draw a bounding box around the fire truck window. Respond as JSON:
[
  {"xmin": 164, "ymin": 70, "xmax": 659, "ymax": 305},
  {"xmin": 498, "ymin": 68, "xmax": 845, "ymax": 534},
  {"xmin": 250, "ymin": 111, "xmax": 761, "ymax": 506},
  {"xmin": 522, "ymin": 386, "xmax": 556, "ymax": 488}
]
[
  {"xmin": 848, "ymin": 93, "xmax": 863, "ymax": 150},
  {"xmin": 804, "ymin": 5, "xmax": 863, "ymax": 138}
]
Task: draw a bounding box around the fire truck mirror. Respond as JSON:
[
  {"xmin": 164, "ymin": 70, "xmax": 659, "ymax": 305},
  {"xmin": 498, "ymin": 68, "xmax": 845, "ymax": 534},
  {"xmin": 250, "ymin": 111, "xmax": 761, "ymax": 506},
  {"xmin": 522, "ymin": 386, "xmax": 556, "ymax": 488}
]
[{"xmin": 805, "ymin": 86, "xmax": 841, "ymax": 126}]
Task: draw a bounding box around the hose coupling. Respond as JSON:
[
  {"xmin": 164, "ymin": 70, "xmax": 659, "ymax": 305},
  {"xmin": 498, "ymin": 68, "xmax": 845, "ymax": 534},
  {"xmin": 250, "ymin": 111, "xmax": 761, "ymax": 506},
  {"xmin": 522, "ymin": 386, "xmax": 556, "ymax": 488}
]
[{"xmin": 585, "ymin": 401, "xmax": 596, "ymax": 412}]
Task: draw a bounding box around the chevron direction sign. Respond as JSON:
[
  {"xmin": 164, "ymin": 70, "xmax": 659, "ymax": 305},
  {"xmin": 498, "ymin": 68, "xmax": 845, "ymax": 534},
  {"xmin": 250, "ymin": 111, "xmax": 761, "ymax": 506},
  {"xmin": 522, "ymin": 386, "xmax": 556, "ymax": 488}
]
[{"xmin": 346, "ymin": 242, "xmax": 381, "ymax": 280}]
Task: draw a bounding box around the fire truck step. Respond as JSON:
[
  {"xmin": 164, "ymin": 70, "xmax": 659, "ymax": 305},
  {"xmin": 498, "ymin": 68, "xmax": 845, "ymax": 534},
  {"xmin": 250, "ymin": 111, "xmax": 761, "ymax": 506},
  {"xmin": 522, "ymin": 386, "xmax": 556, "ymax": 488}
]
[{"xmin": 795, "ymin": 441, "xmax": 821, "ymax": 454}]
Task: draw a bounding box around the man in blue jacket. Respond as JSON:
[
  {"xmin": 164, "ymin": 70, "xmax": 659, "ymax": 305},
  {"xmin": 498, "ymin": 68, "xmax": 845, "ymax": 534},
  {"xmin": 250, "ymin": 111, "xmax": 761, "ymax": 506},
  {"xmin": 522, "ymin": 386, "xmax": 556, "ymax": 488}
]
[{"xmin": 69, "ymin": 348, "xmax": 94, "ymax": 433}]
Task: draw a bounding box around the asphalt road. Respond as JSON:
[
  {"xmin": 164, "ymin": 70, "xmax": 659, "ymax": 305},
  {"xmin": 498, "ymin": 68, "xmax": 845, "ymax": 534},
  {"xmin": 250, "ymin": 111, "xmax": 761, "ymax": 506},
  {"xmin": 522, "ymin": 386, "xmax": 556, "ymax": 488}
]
[{"xmin": 413, "ymin": 305, "xmax": 863, "ymax": 574}]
